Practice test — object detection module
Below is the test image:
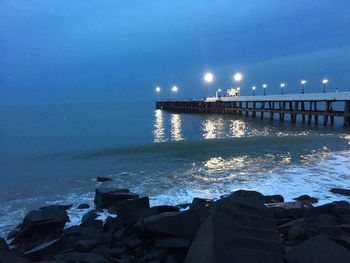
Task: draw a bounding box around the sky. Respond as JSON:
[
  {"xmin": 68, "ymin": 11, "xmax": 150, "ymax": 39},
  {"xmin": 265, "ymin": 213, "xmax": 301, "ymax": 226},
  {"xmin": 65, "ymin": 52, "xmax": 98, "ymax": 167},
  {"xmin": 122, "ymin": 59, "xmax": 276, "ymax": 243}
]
[{"xmin": 0, "ymin": 0, "xmax": 350, "ymax": 105}]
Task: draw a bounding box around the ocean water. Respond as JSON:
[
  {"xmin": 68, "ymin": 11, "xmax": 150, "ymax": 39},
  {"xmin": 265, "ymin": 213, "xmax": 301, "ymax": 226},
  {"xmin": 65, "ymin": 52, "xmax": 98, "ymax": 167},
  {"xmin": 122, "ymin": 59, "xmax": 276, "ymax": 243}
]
[{"xmin": 0, "ymin": 101, "xmax": 349, "ymax": 237}]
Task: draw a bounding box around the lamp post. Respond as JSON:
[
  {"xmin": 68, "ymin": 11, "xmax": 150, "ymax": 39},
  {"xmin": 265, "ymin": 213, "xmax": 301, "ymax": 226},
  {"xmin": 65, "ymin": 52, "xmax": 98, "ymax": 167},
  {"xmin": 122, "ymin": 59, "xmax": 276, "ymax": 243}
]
[
  {"xmin": 301, "ymin": 80, "xmax": 306, "ymax": 94},
  {"xmin": 280, "ymin": 83, "xmax": 286, "ymax": 95},
  {"xmin": 322, "ymin": 79, "xmax": 328, "ymax": 93},
  {"xmin": 217, "ymin": 88, "xmax": 222, "ymax": 98},
  {"xmin": 155, "ymin": 86, "xmax": 161, "ymax": 93},
  {"xmin": 262, "ymin": 84, "xmax": 267, "ymax": 96},
  {"xmin": 171, "ymin": 85, "xmax": 178, "ymax": 93},
  {"xmin": 252, "ymin": 86, "xmax": 256, "ymax": 96},
  {"xmin": 204, "ymin": 72, "xmax": 214, "ymax": 98}
]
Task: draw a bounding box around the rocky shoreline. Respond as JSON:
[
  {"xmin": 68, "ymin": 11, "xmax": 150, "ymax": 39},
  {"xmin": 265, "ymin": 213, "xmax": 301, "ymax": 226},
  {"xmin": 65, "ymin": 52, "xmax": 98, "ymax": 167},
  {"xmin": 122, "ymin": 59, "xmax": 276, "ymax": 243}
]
[{"xmin": 1, "ymin": 185, "xmax": 350, "ymax": 262}]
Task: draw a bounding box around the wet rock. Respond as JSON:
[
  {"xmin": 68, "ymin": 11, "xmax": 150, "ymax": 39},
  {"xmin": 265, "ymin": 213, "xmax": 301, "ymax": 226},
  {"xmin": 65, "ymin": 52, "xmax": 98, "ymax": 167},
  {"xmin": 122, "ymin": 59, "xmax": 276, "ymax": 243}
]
[
  {"xmin": 142, "ymin": 205, "xmax": 180, "ymax": 218},
  {"xmin": 0, "ymin": 250, "xmax": 31, "ymax": 263},
  {"xmin": 54, "ymin": 252, "xmax": 109, "ymax": 263},
  {"xmin": 78, "ymin": 203, "xmax": 90, "ymax": 209},
  {"xmin": 189, "ymin": 198, "xmax": 213, "ymax": 219},
  {"xmin": 263, "ymin": 194, "xmax": 284, "ymax": 203},
  {"xmin": 308, "ymin": 201, "xmax": 350, "ymax": 216},
  {"xmin": 0, "ymin": 238, "xmax": 8, "ymax": 251},
  {"xmin": 11, "ymin": 205, "xmax": 70, "ymax": 245},
  {"xmin": 73, "ymin": 239, "xmax": 99, "ymax": 252},
  {"xmin": 103, "ymin": 216, "xmax": 123, "ymax": 234},
  {"xmin": 155, "ymin": 237, "xmax": 191, "ymax": 248},
  {"xmin": 330, "ymin": 188, "xmax": 350, "ymax": 196},
  {"xmin": 97, "ymin": 176, "xmax": 112, "ymax": 182},
  {"xmin": 109, "ymin": 247, "xmax": 126, "ymax": 258},
  {"xmin": 81, "ymin": 210, "xmax": 103, "ymax": 228},
  {"xmin": 177, "ymin": 203, "xmax": 191, "ymax": 209},
  {"xmin": 285, "ymin": 235, "xmax": 350, "ymax": 263},
  {"xmin": 94, "ymin": 188, "xmax": 139, "ymax": 209},
  {"xmin": 124, "ymin": 233, "xmax": 143, "ymax": 249},
  {"xmin": 24, "ymin": 238, "xmax": 62, "ymax": 261},
  {"xmin": 139, "ymin": 249, "xmax": 168, "ymax": 263},
  {"xmin": 144, "ymin": 210, "xmax": 202, "ymax": 241},
  {"xmin": 293, "ymin": 194, "xmax": 318, "ymax": 204},
  {"xmin": 185, "ymin": 190, "xmax": 283, "ymax": 263},
  {"xmin": 112, "ymin": 197, "xmax": 150, "ymax": 223}
]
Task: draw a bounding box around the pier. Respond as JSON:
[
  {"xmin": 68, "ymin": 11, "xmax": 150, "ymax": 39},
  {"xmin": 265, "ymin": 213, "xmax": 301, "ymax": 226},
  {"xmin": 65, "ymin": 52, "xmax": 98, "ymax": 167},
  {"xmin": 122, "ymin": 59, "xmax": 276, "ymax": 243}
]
[{"xmin": 156, "ymin": 92, "xmax": 350, "ymax": 128}]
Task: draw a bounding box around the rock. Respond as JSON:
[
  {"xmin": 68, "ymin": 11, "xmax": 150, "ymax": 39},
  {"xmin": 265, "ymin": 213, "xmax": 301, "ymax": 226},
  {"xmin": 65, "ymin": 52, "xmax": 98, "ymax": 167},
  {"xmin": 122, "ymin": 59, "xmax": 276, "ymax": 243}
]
[
  {"xmin": 94, "ymin": 188, "xmax": 139, "ymax": 209},
  {"xmin": 81, "ymin": 210, "xmax": 103, "ymax": 228},
  {"xmin": 103, "ymin": 216, "xmax": 123, "ymax": 234},
  {"xmin": 54, "ymin": 252, "xmax": 109, "ymax": 263},
  {"xmin": 285, "ymin": 235, "xmax": 350, "ymax": 263},
  {"xmin": 189, "ymin": 198, "xmax": 213, "ymax": 219},
  {"xmin": 0, "ymin": 238, "xmax": 8, "ymax": 251},
  {"xmin": 24, "ymin": 238, "xmax": 62, "ymax": 261},
  {"xmin": 124, "ymin": 233, "xmax": 143, "ymax": 249},
  {"xmin": 177, "ymin": 203, "xmax": 191, "ymax": 209},
  {"xmin": 97, "ymin": 176, "xmax": 112, "ymax": 182},
  {"xmin": 11, "ymin": 204, "xmax": 70, "ymax": 245},
  {"xmin": 142, "ymin": 205, "xmax": 180, "ymax": 218},
  {"xmin": 155, "ymin": 237, "xmax": 191, "ymax": 248},
  {"xmin": 185, "ymin": 190, "xmax": 283, "ymax": 263},
  {"xmin": 263, "ymin": 194, "xmax": 284, "ymax": 203},
  {"xmin": 73, "ymin": 239, "xmax": 99, "ymax": 252},
  {"xmin": 308, "ymin": 201, "xmax": 350, "ymax": 216},
  {"xmin": 139, "ymin": 249, "xmax": 168, "ymax": 263},
  {"xmin": 144, "ymin": 210, "xmax": 202, "ymax": 241},
  {"xmin": 293, "ymin": 194, "xmax": 318, "ymax": 204},
  {"xmin": 330, "ymin": 188, "xmax": 350, "ymax": 196},
  {"xmin": 112, "ymin": 197, "xmax": 150, "ymax": 223},
  {"xmin": 77, "ymin": 203, "xmax": 90, "ymax": 209},
  {"xmin": 0, "ymin": 250, "xmax": 31, "ymax": 263},
  {"xmin": 109, "ymin": 247, "xmax": 126, "ymax": 258}
]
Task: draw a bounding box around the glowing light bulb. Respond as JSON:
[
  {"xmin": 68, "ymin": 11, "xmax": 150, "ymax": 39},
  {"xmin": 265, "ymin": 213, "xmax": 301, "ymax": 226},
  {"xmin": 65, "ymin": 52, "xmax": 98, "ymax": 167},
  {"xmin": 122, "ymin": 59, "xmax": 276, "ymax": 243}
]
[
  {"xmin": 155, "ymin": 86, "xmax": 161, "ymax": 93},
  {"xmin": 233, "ymin": 72, "xmax": 243, "ymax": 82},
  {"xmin": 204, "ymin": 72, "xmax": 214, "ymax": 83},
  {"xmin": 172, "ymin": 85, "xmax": 178, "ymax": 93}
]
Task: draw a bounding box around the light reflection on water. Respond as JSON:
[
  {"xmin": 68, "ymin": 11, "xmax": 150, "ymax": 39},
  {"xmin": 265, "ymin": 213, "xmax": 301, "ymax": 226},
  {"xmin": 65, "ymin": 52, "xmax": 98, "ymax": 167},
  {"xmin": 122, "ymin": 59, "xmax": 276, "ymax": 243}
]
[
  {"xmin": 153, "ymin": 109, "xmax": 165, "ymax": 142},
  {"xmin": 171, "ymin": 114, "xmax": 183, "ymax": 141}
]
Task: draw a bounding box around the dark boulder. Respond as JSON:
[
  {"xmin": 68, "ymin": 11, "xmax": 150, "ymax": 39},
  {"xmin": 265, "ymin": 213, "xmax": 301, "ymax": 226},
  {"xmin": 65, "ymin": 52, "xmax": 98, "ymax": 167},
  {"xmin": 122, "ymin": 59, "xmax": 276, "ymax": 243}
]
[
  {"xmin": 103, "ymin": 216, "xmax": 123, "ymax": 234},
  {"xmin": 139, "ymin": 249, "xmax": 168, "ymax": 263},
  {"xmin": 54, "ymin": 252, "xmax": 109, "ymax": 263},
  {"xmin": 293, "ymin": 194, "xmax": 318, "ymax": 204},
  {"xmin": 144, "ymin": 210, "xmax": 202, "ymax": 241},
  {"xmin": 73, "ymin": 239, "xmax": 99, "ymax": 252},
  {"xmin": 263, "ymin": 194, "xmax": 284, "ymax": 203},
  {"xmin": 111, "ymin": 197, "xmax": 150, "ymax": 223},
  {"xmin": 0, "ymin": 250, "xmax": 31, "ymax": 263},
  {"xmin": 308, "ymin": 201, "xmax": 350, "ymax": 216},
  {"xmin": 94, "ymin": 188, "xmax": 139, "ymax": 209},
  {"xmin": 77, "ymin": 203, "xmax": 90, "ymax": 209},
  {"xmin": 124, "ymin": 233, "xmax": 143, "ymax": 249},
  {"xmin": 142, "ymin": 205, "xmax": 180, "ymax": 218},
  {"xmin": 11, "ymin": 205, "xmax": 70, "ymax": 245},
  {"xmin": 24, "ymin": 238, "xmax": 62, "ymax": 261},
  {"xmin": 96, "ymin": 176, "xmax": 112, "ymax": 182},
  {"xmin": 189, "ymin": 198, "xmax": 213, "ymax": 219},
  {"xmin": 185, "ymin": 190, "xmax": 283, "ymax": 263},
  {"xmin": 330, "ymin": 188, "xmax": 350, "ymax": 196},
  {"xmin": 81, "ymin": 210, "xmax": 103, "ymax": 228},
  {"xmin": 155, "ymin": 237, "xmax": 191, "ymax": 248},
  {"xmin": 285, "ymin": 235, "xmax": 350, "ymax": 263},
  {"xmin": 0, "ymin": 238, "xmax": 8, "ymax": 251}
]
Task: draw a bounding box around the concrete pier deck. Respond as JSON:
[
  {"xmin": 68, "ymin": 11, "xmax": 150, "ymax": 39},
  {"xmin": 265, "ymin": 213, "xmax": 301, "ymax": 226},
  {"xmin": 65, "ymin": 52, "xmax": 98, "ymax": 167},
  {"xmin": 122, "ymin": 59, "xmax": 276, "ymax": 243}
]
[{"xmin": 156, "ymin": 92, "xmax": 350, "ymax": 128}]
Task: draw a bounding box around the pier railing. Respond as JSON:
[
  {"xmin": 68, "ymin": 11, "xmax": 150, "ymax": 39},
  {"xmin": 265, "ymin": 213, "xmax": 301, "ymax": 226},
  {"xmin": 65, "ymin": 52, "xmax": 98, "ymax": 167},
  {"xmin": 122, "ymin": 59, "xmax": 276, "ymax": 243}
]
[{"xmin": 156, "ymin": 92, "xmax": 350, "ymax": 128}]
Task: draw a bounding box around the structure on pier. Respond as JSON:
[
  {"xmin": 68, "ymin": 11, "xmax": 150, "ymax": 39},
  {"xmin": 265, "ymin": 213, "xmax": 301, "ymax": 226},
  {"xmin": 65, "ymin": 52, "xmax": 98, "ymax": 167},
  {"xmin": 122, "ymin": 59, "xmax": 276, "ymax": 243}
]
[{"xmin": 156, "ymin": 92, "xmax": 350, "ymax": 128}]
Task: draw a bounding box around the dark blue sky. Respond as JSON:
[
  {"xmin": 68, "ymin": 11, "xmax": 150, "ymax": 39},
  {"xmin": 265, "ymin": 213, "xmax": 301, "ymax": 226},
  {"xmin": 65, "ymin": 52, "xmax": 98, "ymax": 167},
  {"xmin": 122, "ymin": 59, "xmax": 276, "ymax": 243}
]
[{"xmin": 0, "ymin": 0, "xmax": 350, "ymax": 105}]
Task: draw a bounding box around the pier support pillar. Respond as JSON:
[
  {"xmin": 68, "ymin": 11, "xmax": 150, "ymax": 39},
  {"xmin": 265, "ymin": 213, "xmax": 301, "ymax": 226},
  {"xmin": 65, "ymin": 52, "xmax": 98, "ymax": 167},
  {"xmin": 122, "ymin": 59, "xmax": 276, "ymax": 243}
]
[
  {"xmin": 301, "ymin": 102, "xmax": 305, "ymax": 123},
  {"xmin": 245, "ymin": 102, "xmax": 249, "ymax": 117},
  {"xmin": 269, "ymin": 102, "xmax": 274, "ymax": 120},
  {"xmin": 344, "ymin": 101, "xmax": 350, "ymax": 128},
  {"xmin": 314, "ymin": 101, "xmax": 319, "ymax": 125},
  {"xmin": 252, "ymin": 102, "xmax": 256, "ymax": 118},
  {"xmin": 324, "ymin": 101, "xmax": 330, "ymax": 126},
  {"xmin": 261, "ymin": 102, "xmax": 265, "ymax": 120}
]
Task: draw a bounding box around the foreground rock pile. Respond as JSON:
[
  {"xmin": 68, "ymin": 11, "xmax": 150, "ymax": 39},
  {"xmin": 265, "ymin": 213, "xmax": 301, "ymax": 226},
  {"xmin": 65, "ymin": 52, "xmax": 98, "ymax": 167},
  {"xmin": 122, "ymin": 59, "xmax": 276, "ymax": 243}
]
[{"xmin": 1, "ymin": 188, "xmax": 350, "ymax": 262}]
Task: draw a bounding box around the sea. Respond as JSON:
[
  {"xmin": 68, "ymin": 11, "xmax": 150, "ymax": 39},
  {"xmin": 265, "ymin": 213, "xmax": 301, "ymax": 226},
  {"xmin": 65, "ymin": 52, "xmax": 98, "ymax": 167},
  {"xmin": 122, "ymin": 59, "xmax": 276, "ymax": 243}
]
[{"xmin": 0, "ymin": 101, "xmax": 349, "ymax": 237}]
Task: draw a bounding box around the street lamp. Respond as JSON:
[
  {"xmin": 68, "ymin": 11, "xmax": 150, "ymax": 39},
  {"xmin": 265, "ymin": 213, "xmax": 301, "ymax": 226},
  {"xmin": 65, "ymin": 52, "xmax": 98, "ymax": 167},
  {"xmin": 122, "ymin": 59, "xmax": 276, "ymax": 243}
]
[
  {"xmin": 280, "ymin": 83, "xmax": 286, "ymax": 95},
  {"xmin": 216, "ymin": 88, "xmax": 222, "ymax": 98},
  {"xmin": 233, "ymin": 72, "xmax": 243, "ymax": 82},
  {"xmin": 155, "ymin": 86, "xmax": 161, "ymax": 93},
  {"xmin": 204, "ymin": 72, "xmax": 214, "ymax": 98},
  {"xmin": 252, "ymin": 86, "xmax": 256, "ymax": 96},
  {"xmin": 301, "ymin": 80, "xmax": 306, "ymax": 94},
  {"xmin": 322, "ymin": 79, "xmax": 328, "ymax": 93},
  {"xmin": 262, "ymin": 84, "xmax": 267, "ymax": 96},
  {"xmin": 171, "ymin": 85, "xmax": 178, "ymax": 93}
]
